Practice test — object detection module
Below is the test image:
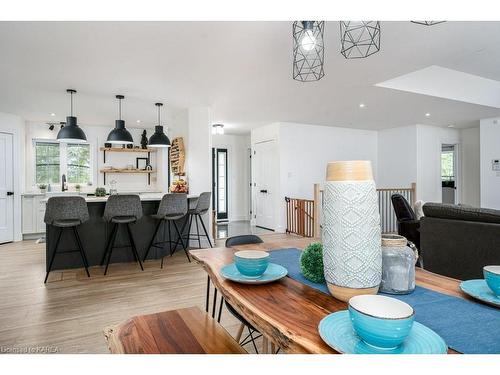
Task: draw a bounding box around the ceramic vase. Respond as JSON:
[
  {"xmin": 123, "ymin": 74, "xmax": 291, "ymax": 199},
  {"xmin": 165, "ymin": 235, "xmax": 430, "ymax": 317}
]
[{"xmin": 322, "ymin": 160, "xmax": 382, "ymax": 302}]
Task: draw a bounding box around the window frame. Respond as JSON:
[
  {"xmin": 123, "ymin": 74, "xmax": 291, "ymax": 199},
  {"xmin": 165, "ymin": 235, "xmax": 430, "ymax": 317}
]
[{"xmin": 32, "ymin": 138, "xmax": 94, "ymax": 188}]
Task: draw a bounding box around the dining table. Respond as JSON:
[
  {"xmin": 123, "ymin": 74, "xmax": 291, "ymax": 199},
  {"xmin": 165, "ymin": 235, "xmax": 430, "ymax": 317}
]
[{"xmin": 189, "ymin": 233, "xmax": 466, "ymax": 354}]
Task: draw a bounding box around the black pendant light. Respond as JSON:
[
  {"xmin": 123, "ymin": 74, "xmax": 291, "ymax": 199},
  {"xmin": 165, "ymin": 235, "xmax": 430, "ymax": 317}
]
[
  {"xmin": 106, "ymin": 95, "xmax": 133, "ymax": 145},
  {"xmin": 148, "ymin": 103, "xmax": 170, "ymax": 148},
  {"xmin": 57, "ymin": 89, "xmax": 87, "ymax": 143}
]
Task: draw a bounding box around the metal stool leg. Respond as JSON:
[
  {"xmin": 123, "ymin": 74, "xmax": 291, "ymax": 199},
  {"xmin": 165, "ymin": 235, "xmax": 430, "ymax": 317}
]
[
  {"xmin": 44, "ymin": 227, "xmax": 63, "ymax": 284},
  {"xmin": 143, "ymin": 219, "xmax": 162, "ymax": 262},
  {"xmin": 198, "ymin": 213, "xmax": 213, "ymax": 248},
  {"xmin": 72, "ymin": 226, "xmax": 90, "ymax": 278},
  {"xmin": 101, "ymin": 224, "xmax": 118, "ymax": 266},
  {"xmin": 104, "ymin": 224, "xmax": 119, "ymax": 275},
  {"xmin": 172, "ymin": 220, "xmax": 190, "ymax": 262},
  {"xmin": 195, "ymin": 214, "xmax": 202, "ymax": 249},
  {"xmin": 127, "ymin": 223, "xmax": 144, "ymax": 271}
]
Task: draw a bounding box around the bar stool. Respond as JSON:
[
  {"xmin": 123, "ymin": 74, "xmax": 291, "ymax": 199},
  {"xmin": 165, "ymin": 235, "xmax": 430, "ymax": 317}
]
[
  {"xmin": 100, "ymin": 195, "xmax": 144, "ymax": 275},
  {"xmin": 142, "ymin": 193, "xmax": 189, "ymax": 268},
  {"xmin": 44, "ymin": 196, "xmax": 90, "ymax": 283},
  {"xmin": 175, "ymin": 192, "xmax": 213, "ymax": 250}
]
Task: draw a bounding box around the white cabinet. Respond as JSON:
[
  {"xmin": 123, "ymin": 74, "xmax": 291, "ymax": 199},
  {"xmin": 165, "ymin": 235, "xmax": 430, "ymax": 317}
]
[{"xmin": 22, "ymin": 194, "xmax": 46, "ymax": 234}]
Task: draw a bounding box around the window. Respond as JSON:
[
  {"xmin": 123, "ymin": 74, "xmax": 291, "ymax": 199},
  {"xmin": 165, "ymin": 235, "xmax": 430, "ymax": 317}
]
[
  {"xmin": 35, "ymin": 141, "xmax": 60, "ymax": 184},
  {"xmin": 67, "ymin": 144, "xmax": 91, "ymax": 184},
  {"xmin": 33, "ymin": 140, "xmax": 93, "ymax": 187},
  {"xmin": 441, "ymin": 151, "xmax": 454, "ymax": 181}
]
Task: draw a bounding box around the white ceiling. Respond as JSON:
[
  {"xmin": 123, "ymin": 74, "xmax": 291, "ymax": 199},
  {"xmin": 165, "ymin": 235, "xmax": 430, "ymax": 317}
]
[{"xmin": 1, "ymin": 21, "xmax": 500, "ymax": 134}]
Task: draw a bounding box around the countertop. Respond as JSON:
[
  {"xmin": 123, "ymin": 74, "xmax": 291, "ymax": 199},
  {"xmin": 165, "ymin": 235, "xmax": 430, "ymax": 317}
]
[{"xmin": 35, "ymin": 192, "xmax": 198, "ymax": 203}]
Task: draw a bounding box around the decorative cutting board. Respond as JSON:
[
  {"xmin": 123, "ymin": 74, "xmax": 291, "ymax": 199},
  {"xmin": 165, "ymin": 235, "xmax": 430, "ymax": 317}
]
[{"xmin": 169, "ymin": 137, "xmax": 185, "ymax": 175}]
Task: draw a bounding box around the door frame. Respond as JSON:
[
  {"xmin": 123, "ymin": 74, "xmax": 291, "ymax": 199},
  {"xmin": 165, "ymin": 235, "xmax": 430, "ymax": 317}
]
[
  {"xmin": 441, "ymin": 143, "xmax": 461, "ymax": 204},
  {"xmin": 212, "ymin": 147, "xmax": 229, "ymax": 221},
  {"xmin": 0, "ymin": 131, "xmax": 14, "ymax": 244}
]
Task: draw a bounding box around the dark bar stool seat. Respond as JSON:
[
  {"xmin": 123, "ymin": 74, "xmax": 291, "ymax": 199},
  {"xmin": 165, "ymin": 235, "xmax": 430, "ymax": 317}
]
[
  {"xmin": 100, "ymin": 195, "xmax": 144, "ymax": 275},
  {"xmin": 175, "ymin": 192, "xmax": 213, "ymax": 250},
  {"xmin": 142, "ymin": 193, "xmax": 190, "ymax": 268},
  {"xmin": 44, "ymin": 196, "xmax": 90, "ymax": 283}
]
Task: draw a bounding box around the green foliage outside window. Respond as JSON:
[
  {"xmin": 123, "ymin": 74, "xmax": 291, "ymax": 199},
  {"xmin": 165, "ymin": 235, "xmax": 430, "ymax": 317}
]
[
  {"xmin": 67, "ymin": 144, "xmax": 90, "ymax": 184},
  {"xmin": 441, "ymin": 151, "xmax": 454, "ymax": 181},
  {"xmin": 35, "ymin": 142, "xmax": 60, "ymax": 184}
]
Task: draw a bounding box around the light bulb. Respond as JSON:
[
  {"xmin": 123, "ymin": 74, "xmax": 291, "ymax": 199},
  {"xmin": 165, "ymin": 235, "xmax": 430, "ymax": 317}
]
[{"xmin": 301, "ymin": 29, "xmax": 317, "ymax": 51}]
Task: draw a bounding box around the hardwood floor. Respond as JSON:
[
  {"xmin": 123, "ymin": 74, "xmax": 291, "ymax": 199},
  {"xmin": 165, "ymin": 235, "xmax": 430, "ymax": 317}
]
[{"xmin": 0, "ymin": 238, "xmax": 258, "ymax": 354}]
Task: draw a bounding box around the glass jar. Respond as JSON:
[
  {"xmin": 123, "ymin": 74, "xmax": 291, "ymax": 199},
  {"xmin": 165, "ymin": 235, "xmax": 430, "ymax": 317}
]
[{"xmin": 380, "ymin": 234, "xmax": 416, "ymax": 294}]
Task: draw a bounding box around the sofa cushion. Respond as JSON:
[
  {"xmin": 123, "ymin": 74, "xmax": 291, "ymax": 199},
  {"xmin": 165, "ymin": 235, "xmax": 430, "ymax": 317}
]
[{"xmin": 422, "ymin": 203, "xmax": 500, "ymax": 224}]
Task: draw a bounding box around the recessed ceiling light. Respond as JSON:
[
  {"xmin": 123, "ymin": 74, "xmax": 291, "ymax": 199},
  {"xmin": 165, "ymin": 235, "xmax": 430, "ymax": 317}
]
[
  {"xmin": 136, "ymin": 120, "xmax": 141, "ymax": 123},
  {"xmin": 425, "ymin": 113, "xmax": 431, "ymax": 117},
  {"xmin": 359, "ymin": 103, "xmax": 366, "ymax": 108},
  {"xmin": 50, "ymin": 113, "xmax": 56, "ymax": 116},
  {"xmin": 448, "ymin": 125, "xmax": 455, "ymax": 128}
]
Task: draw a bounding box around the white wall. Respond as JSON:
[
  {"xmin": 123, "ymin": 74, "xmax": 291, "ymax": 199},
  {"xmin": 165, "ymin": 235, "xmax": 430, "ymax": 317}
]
[
  {"xmin": 212, "ymin": 134, "xmax": 251, "ymax": 221},
  {"xmin": 0, "ymin": 112, "xmax": 25, "ymax": 241},
  {"xmin": 187, "ymin": 107, "xmax": 213, "ymax": 244},
  {"xmin": 377, "ymin": 125, "xmax": 418, "ymax": 189},
  {"xmin": 251, "ymin": 122, "xmax": 379, "ymax": 232},
  {"xmin": 460, "ymin": 127, "xmax": 480, "ymax": 207},
  {"xmin": 480, "ymin": 118, "xmax": 500, "ymax": 209}
]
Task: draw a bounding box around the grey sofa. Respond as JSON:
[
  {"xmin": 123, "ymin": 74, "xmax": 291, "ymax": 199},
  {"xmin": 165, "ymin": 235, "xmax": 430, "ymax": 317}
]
[{"xmin": 420, "ymin": 203, "xmax": 500, "ymax": 280}]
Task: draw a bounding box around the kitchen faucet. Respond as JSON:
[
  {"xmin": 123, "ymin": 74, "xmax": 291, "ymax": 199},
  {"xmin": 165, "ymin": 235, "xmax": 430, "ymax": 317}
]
[{"xmin": 61, "ymin": 174, "xmax": 67, "ymax": 191}]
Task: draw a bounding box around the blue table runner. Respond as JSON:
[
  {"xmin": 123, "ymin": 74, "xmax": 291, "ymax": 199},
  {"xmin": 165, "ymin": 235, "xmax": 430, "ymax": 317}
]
[{"xmin": 268, "ymin": 248, "xmax": 500, "ymax": 354}]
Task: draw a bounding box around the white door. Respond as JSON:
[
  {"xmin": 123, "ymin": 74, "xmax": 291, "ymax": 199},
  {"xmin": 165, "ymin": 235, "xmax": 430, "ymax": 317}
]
[
  {"xmin": 254, "ymin": 140, "xmax": 277, "ymax": 230},
  {"xmin": 0, "ymin": 132, "xmax": 14, "ymax": 244}
]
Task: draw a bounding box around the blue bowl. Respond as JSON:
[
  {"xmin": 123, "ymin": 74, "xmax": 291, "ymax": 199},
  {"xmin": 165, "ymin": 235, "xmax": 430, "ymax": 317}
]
[
  {"xmin": 484, "ymin": 265, "xmax": 500, "ymax": 296},
  {"xmin": 234, "ymin": 250, "xmax": 269, "ymax": 278},
  {"xmin": 348, "ymin": 295, "xmax": 415, "ymax": 350}
]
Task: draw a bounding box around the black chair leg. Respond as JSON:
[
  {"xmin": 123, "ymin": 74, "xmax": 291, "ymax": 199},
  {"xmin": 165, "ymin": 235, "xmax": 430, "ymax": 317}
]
[
  {"xmin": 143, "ymin": 220, "xmax": 162, "ymax": 262},
  {"xmin": 217, "ymin": 296, "xmax": 224, "ymax": 323},
  {"xmin": 198, "ymin": 214, "xmax": 213, "ymax": 248},
  {"xmin": 73, "ymin": 226, "xmax": 90, "ymax": 278},
  {"xmin": 205, "ymin": 275, "xmax": 210, "ymax": 312},
  {"xmin": 212, "ymin": 287, "xmax": 218, "ymax": 318},
  {"xmin": 172, "ymin": 214, "xmax": 189, "ymax": 252},
  {"xmin": 195, "ymin": 214, "xmax": 202, "ymax": 249},
  {"xmin": 101, "ymin": 224, "xmax": 118, "ymax": 266},
  {"xmin": 172, "ymin": 220, "xmax": 190, "ymax": 262},
  {"xmin": 104, "ymin": 224, "xmax": 119, "ymax": 275},
  {"xmin": 44, "ymin": 227, "xmax": 63, "ymax": 283},
  {"xmin": 127, "ymin": 223, "xmax": 144, "ymax": 271}
]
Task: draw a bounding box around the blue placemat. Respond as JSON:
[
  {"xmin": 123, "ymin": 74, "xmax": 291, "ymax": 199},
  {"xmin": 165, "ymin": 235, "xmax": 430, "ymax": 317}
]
[{"xmin": 268, "ymin": 248, "xmax": 500, "ymax": 354}]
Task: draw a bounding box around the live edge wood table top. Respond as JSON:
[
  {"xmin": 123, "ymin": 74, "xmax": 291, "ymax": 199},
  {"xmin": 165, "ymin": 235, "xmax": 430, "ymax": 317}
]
[{"xmin": 190, "ymin": 233, "xmax": 464, "ymax": 354}]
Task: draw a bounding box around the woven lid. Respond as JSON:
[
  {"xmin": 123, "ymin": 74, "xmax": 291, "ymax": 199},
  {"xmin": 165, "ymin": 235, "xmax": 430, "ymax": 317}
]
[{"xmin": 381, "ymin": 234, "xmax": 407, "ymax": 247}]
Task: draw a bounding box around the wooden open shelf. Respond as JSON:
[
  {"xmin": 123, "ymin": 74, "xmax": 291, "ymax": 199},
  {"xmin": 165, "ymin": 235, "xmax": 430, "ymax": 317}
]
[
  {"xmin": 100, "ymin": 168, "xmax": 156, "ymax": 185},
  {"xmin": 99, "ymin": 147, "xmax": 157, "ymax": 153}
]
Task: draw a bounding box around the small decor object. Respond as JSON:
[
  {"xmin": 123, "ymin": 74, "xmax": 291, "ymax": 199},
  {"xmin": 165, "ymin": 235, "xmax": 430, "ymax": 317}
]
[
  {"xmin": 220, "ymin": 263, "xmax": 287, "ymax": 285},
  {"xmin": 380, "ymin": 234, "xmax": 416, "ymax": 295},
  {"xmin": 322, "ymin": 160, "xmax": 382, "ymax": 302},
  {"xmin": 169, "ymin": 137, "xmax": 185, "ymax": 175},
  {"xmin": 145, "ymin": 164, "xmax": 153, "ymax": 171},
  {"xmin": 234, "ymin": 250, "xmax": 269, "ymax": 278},
  {"xmin": 170, "ymin": 178, "xmax": 188, "ymax": 193},
  {"xmin": 109, "ymin": 180, "xmax": 117, "ymax": 195},
  {"xmin": 136, "ymin": 157, "xmax": 148, "ymax": 170},
  {"xmin": 126, "ymin": 144, "xmax": 133, "ymax": 149},
  {"xmin": 300, "ymin": 242, "xmax": 325, "ymax": 283},
  {"xmin": 95, "ymin": 187, "xmax": 106, "ymax": 197},
  {"xmin": 340, "ymin": 21, "xmax": 381, "ymax": 59},
  {"xmin": 292, "ymin": 21, "xmax": 325, "ymax": 82},
  {"xmin": 104, "ymin": 142, "xmax": 112, "ymax": 148},
  {"xmin": 39, "ymin": 184, "xmax": 47, "ymax": 193},
  {"xmin": 75, "ymin": 184, "xmax": 81, "ymax": 192},
  {"xmin": 141, "ymin": 130, "xmax": 148, "ymax": 149},
  {"xmin": 484, "ymin": 265, "xmax": 500, "ymax": 296}
]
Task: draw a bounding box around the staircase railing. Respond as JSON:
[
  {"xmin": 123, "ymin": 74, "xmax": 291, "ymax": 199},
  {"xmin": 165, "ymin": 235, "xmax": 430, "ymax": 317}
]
[{"xmin": 285, "ymin": 182, "xmax": 417, "ymax": 238}]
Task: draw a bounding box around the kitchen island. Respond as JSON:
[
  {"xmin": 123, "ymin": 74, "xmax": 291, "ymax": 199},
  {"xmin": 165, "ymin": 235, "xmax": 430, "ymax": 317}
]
[{"xmin": 45, "ymin": 193, "xmax": 197, "ymax": 271}]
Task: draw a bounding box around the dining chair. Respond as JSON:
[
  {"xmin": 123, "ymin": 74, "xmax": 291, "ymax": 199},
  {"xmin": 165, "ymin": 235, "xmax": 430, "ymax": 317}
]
[{"xmin": 218, "ymin": 235, "xmax": 265, "ymax": 353}]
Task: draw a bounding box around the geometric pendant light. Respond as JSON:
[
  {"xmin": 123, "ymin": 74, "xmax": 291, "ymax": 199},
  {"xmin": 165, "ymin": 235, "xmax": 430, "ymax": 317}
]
[
  {"xmin": 148, "ymin": 102, "xmax": 171, "ymax": 148},
  {"xmin": 57, "ymin": 89, "xmax": 87, "ymax": 143},
  {"xmin": 106, "ymin": 95, "xmax": 133, "ymax": 145},
  {"xmin": 340, "ymin": 21, "xmax": 381, "ymax": 59},
  {"xmin": 411, "ymin": 21, "xmax": 445, "ymax": 26},
  {"xmin": 292, "ymin": 21, "xmax": 325, "ymax": 82}
]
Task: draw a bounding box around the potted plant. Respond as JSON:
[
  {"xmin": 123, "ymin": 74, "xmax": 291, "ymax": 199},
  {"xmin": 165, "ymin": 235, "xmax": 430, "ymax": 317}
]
[
  {"xmin": 39, "ymin": 184, "xmax": 47, "ymax": 193},
  {"xmin": 75, "ymin": 184, "xmax": 81, "ymax": 192},
  {"xmin": 95, "ymin": 187, "xmax": 106, "ymax": 197}
]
